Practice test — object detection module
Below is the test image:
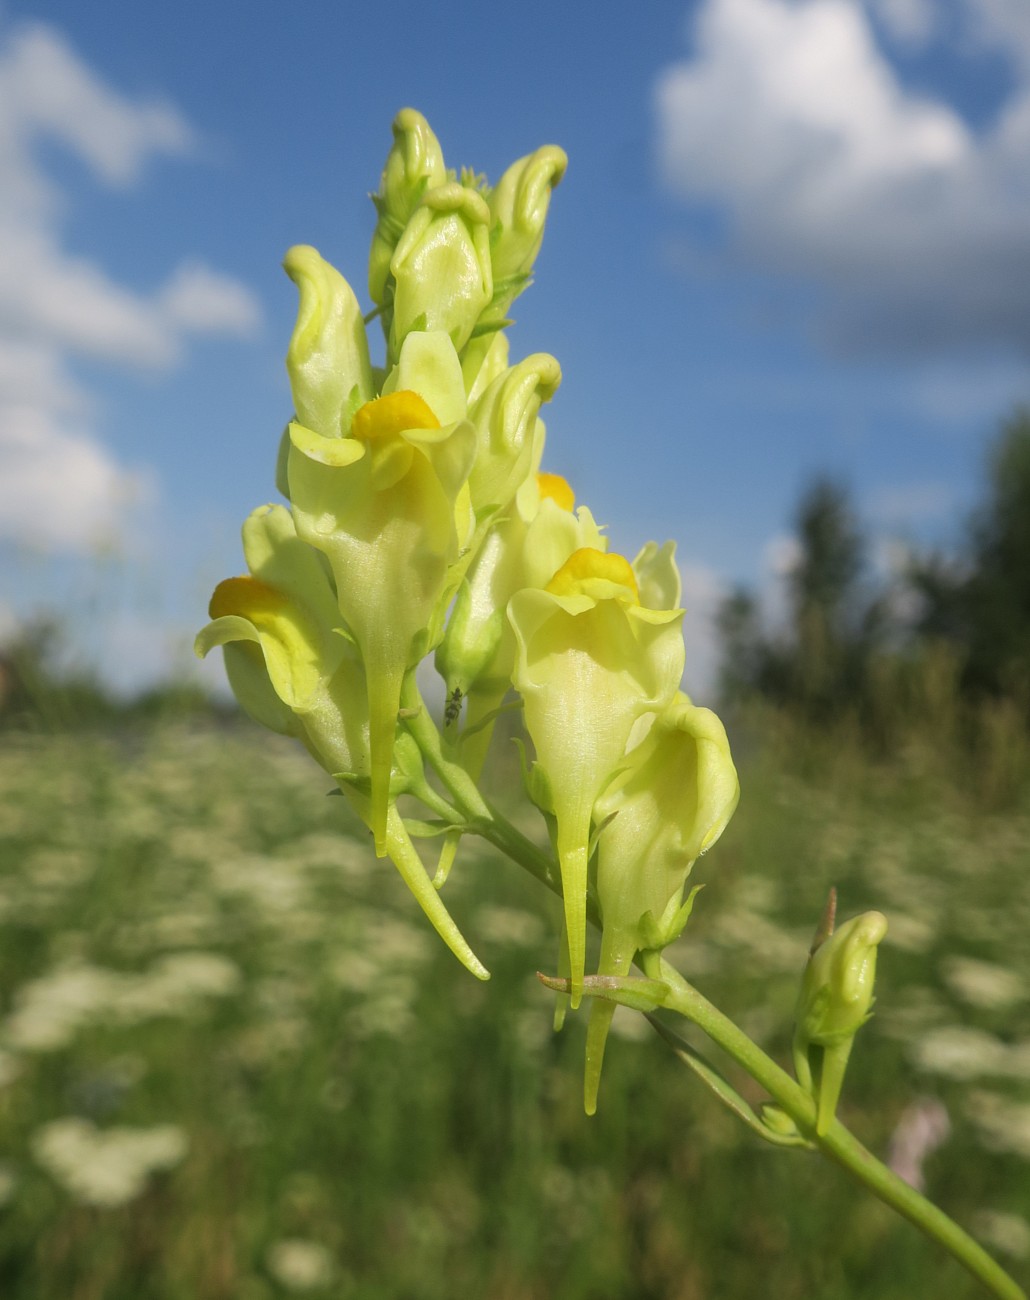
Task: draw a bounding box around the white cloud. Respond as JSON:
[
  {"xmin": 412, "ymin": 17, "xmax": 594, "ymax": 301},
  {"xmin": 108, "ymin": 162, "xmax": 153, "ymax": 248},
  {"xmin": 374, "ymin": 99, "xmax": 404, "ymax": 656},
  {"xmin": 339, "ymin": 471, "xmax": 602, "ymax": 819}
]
[
  {"xmin": 0, "ymin": 23, "xmax": 193, "ymax": 193},
  {"xmin": 159, "ymin": 261, "xmax": 262, "ymax": 336},
  {"xmin": 0, "ymin": 401, "xmax": 152, "ymax": 552},
  {"xmin": 655, "ymin": 0, "xmax": 1030, "ymax": 357},
  {"xmin": 0, "ymin": 17, "xmax": 263, "ymax": 556}
]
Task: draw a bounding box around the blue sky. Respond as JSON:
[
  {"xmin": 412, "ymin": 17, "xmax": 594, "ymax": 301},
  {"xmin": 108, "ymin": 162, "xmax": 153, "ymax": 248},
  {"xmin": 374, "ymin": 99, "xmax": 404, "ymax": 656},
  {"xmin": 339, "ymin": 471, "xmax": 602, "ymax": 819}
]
[{"xmin": 2, "ymin": 0, "xmax": 1029, "ymax": 699}]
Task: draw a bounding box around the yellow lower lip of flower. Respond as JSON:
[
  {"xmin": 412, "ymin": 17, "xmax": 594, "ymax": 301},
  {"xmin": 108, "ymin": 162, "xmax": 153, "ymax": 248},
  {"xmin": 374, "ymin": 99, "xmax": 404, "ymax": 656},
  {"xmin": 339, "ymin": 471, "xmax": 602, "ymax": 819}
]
[
  {"xmin": 209, "ymin": 575, "xmax": 286, "ymax": 622},
  {"xmin": 351, "ymin": 390, "xmax": 440, "ymax": 441},
  {"xmin": 537, "ymin": 472, "xmax": 575, "ymax": 512},
  {"xmin": 545, "ymin": 547, "xmax": 639, "ymax": 601}
]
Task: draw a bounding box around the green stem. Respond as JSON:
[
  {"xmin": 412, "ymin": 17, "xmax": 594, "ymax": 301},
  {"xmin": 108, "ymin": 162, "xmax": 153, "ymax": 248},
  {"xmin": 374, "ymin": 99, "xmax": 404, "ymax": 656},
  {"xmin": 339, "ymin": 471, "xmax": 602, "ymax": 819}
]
[
  {"xmin": 400, "ymin": 677, "xmax": 559, "ymax": 895},
  {"xmin": 648, "ymin": 956, "xmax": 1025, "ymax": 1300},
  {"xmin": 406, "ymin": 680, "xmax": 1025, "ymax": 1300}
]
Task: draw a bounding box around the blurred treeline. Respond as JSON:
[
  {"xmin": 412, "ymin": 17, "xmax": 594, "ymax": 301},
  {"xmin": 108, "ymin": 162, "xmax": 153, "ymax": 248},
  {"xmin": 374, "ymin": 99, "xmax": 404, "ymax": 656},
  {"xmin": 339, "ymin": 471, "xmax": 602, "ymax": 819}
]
[
  {"xmin": 0, "ymin": 619, "xmax": 231, "ymax": 732},
  {"xmin": 718, "ymin": 409, "xmax": 1030, "ymax": 805}
]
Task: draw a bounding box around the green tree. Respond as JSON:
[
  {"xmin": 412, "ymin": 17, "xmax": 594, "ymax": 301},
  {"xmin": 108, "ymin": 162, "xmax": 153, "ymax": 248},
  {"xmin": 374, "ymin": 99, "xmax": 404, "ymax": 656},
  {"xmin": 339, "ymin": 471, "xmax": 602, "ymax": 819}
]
[
  {"xmin": 912, "ymin": 409, "xmax": 1030, "ymax": 704},
  {"xmin": 718, "ymin": 478, "xmax": 876, "ymax": 717}
]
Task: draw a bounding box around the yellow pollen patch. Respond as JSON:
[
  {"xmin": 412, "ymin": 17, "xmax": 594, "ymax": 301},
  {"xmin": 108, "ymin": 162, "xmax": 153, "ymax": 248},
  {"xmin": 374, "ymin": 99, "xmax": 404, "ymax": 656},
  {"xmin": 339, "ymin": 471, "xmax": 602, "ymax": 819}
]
[
  {"xmin": 351, "ymin": 390, "xmax": 440, "ymax": 441},
  {"xmin": 546, "ymin": 548, "xmax": 639, "ymax": 601},
  {"xmin": 209, "ymin": 575, "xmax": 288, "ymax": 622},
  {"xmin": 537, "ymin": 472, "xmax": 575, "ymax": 512}
]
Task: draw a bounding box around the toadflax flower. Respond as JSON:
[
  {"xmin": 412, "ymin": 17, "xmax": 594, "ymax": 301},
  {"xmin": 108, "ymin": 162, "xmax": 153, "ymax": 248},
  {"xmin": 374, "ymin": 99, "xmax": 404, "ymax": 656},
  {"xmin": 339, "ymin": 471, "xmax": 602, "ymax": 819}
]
[
  {"xmin": 195, "ymin": 502, "xmax": 487, "ymax": 980},
  {"xmin": 283, "ymin": 247, "xmax": 478, "ymax": 853},
  {"xmin": 509, "ymin": 547, "xmax": 685, "ymax": 1006}
]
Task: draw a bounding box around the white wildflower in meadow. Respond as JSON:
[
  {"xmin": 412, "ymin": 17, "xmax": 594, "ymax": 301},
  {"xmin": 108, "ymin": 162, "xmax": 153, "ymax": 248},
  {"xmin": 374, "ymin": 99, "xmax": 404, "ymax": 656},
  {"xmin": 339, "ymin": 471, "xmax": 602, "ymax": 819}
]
[
  {"xmin": 266, "ymin": 1239, "xmax": 336, "ymax": 1291},
  {"xmin": 3, "ymin": 952, "xmax": 243, "ymax": 1052},
  {"xmin": 940, "ymin": 956, "xmax": 1026, "ymax": 1012},
  {"xmin": 474, "ymin": 905, "xmax": 546, "ymax": 948},
  {"xmin": 710, "ymin": 909, "xmax": 807, "ymax": 974},
  {"xmin": 966, "ymin": 1091, "xmax": 1030, "ymax": 1161},
  {"xmin": 909, "ymin": 1026, "xmax": 1013, "ymax": 1082},
  {"xmin": 972, "ymin": 1210, "xmax": 1030, "ymax": 1261},
  {"xmin": 877, "ymin": 988, "xmax": 951, "ymax": 1041},
  {"xmin": 4, "ymin": 965, "xmax": 118, "ymax": 1051},
  {"xmin": 881, "ymin": 910, "xmax": 936, "ymax": 953},
  {"xmin": 32, "ymin": 1117, "xmax": 187, "ymax": 1208}
]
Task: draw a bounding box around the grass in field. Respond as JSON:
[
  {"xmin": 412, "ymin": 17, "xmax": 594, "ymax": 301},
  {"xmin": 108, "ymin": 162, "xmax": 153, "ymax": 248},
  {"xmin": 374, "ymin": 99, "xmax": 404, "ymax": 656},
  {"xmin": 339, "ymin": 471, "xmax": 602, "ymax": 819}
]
[{"xmin": 0, "ymin": 719, "xmax": 1027, "ymax": 1298}]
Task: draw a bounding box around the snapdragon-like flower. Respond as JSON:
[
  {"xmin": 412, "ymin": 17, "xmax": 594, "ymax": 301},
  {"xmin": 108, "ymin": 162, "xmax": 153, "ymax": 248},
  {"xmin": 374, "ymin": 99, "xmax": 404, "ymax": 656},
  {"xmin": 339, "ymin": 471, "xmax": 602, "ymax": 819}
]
[
  {"xmin": 584, "ymin": 693, "xmax": 739, "ymax": 1112},
  {"xmin": 509, "ymin": 548, "xmax": 685, "ymax": 1006},
  {"xmin": 436, "ymin": 471, "xmax": 604, "ymax": 771},
  {"xmin": 285, "ymin": 260, "xmax": 478, "ymax": 852},
  {"xmin": 194, "ymin": 505, "xmax": 486, "ymax": 979}
]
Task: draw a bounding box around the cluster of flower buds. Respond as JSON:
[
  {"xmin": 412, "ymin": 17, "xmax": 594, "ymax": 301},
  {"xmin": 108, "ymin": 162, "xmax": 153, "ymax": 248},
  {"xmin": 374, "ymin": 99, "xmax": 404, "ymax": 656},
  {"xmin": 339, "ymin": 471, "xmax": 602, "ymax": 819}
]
[{"xmin": 196, "ymin": 110, "xmax": 739, "ymax": 1108}]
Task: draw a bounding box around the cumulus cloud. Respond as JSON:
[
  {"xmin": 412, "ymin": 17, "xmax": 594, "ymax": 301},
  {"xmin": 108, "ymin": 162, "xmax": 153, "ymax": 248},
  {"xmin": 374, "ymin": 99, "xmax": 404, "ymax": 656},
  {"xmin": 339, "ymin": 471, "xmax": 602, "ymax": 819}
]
[
  {"xmin": 0, "ymin": 402, "xmax": 152, "ymax": 552},
  {"xmin": 0, "ymin": 18, "xmax": 262, "ymax": 554},
  {"xmin": 654, "ymin": 0, "xmax": 1030, "ymax": 358}
]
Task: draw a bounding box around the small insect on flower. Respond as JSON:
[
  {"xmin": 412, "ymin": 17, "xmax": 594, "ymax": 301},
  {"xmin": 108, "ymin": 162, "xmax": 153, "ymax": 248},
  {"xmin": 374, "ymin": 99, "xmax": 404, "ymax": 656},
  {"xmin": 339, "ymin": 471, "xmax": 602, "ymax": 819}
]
[{"xmin": 444, "ymin": 687, "xmax": 463, "ymax": 727}]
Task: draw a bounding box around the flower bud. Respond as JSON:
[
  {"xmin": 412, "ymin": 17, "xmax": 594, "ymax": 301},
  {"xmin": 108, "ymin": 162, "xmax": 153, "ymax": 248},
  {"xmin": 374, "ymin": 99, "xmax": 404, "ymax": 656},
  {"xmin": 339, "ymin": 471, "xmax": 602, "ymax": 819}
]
[
  {"xmin": 467, "ymin": 352, "xmax": 561, "ymax": 515},
  {"xmin": 389, "ymin": 184, "xmax": 493, "ymax": 361},
  {"xmin": 369, "ymin": 108, "xmax": 447, "ymax": 307},
  {"xmin": 283, "ymin": 246, "xmax": 374, "ymax": 438},
  {"xmin": 488, "ymin": 145, "xmax": 567, "ymax": 290},
  {"xmin": 793, "ymin": 909, "xmax": 888, "ymax": 1134}
]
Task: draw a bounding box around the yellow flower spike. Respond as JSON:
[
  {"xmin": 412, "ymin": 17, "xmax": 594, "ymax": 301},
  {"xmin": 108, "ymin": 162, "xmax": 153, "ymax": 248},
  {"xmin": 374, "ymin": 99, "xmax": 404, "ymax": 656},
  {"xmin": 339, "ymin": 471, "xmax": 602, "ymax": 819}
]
[
  {"xmin": 287, "ymin": 330, "xmax": 478, "ymax": 855},
  {"xmin": 509, "ymin": 550, "xmax": 685, "ymax": 1007},
  {"xmin": 537, "ymin": 472, "xmax": 575, "ymax": 512},
  {"xmin": 584, "ymin": 693, "xmax": 739, "ymax": 1114}
]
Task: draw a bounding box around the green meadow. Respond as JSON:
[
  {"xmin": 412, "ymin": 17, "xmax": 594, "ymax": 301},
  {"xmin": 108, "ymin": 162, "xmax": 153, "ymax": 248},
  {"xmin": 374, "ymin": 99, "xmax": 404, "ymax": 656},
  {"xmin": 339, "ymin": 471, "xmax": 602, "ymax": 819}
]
[{"xmin": 0, "ymin": 717, "xmax": 1027, "ymax": 1299}]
